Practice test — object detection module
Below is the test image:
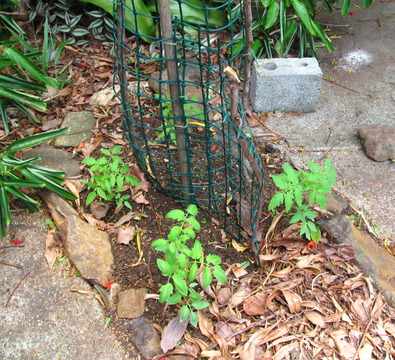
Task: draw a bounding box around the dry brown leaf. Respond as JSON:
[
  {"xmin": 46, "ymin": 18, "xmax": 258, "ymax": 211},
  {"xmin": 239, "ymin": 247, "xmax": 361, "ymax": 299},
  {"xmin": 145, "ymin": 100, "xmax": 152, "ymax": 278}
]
[
  {"xmin": 231, "ymin": 239, "xmax": 249, "ymax": 252},
  {"xmin": 359, "ymin": 342, "xmax": 374, "ymax": 360},
  {"xmin": 259, "ymin": 253, "xmax": 280, "ymax": 262},
  {"xmin": 89, "ymin": 200, "xmax": 109, "ymax": 219},
  {"xmin": 160, "ymin": 316, "xmax": 189, "ymax": 353},
  {"xmin": 273, "ymin": 342, "xmax": 299, "ymax": 360},
  {"xmin": 243, "ymin": 294, "xmax": 267, "ymax": 316},
  {"xmin": 64, "ymin": 179, "xmax": 81, "ymax": 207},
  {"xmin": 117, "ymin": 226, "xmax": 136, "ymax": 244},
  {"xmin": 323, "ymin": 312, "xmax": 344, "ymax": 323},
  {"xmin": 218, "ymin": 288, "xmax": 232, "ymax": 305},
  {"xmin": 351, "ymin": 298, "xmax": 373, "ymax": 324},
  {"xmin": 229, "ymin": 288, "xmax": 249, "ymax": 307},
  {"xmin": 45, "ymin": 230, "xmax": 63, "ymax": 270},
  {"xmin": 271, "ymin": 266, "xmax": 293, "ymax": 278},
  {"xmin": 239, "ymin": 343, "xmax": 256, "ymax": 360},
  {"xmin": 230, "ymin": 263, "xmax": 248, "ymax": 278},
  {"xmin": 305, "ymin": 311, "xmax": 325, "ymax": 327},
  {"xmin": 282, "ymin": 290, "xmax": 301, "ymax": 313},
  {"xmin": 130, "ymin": 163, "xmax": 150, "ymax": 192},
  {"xmin": 198, "ymin": 311, "xmax": 232, "ymax": 360},
  {"xmin": 184, "ymin": 331, "xmax": 208, "ymax": 351},
  {"xmin": 329, "ymin": 329, "xmax": 356, "ymax": 360},
  {"xmin": 216, "ymin": 322, "xmax": 237, "ymax": 346},
  {"xmin": 132, "ymin": 190, "xmax": 150, "ymax": 204}
]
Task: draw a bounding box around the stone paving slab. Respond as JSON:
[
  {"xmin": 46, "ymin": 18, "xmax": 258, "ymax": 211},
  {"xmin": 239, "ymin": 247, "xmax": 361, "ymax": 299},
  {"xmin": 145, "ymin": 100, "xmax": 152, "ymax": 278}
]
[{"xmin": 0, "ymin": 212, "xmax": 129, "ymax": 360}]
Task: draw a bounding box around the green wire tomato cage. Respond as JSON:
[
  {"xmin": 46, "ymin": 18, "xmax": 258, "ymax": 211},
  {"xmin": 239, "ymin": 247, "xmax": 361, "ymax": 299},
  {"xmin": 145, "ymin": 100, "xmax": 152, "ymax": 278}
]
[{"xmin": 113, "ymin": 0, "xmax": 265, "ymax": 255}]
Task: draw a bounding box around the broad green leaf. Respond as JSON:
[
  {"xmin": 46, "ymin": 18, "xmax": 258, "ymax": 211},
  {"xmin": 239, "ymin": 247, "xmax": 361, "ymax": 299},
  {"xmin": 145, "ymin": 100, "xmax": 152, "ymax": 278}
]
[
  {"xmin": 191, "ymin": 240, "xmax": 203, "ymax": 260},
  {"xmin": 268, "ymin": 192, "xmax": 283, "ymax": 211},
  {"xmin": 100, "ymin": 149, "xmax": 112, "ymax": 156},
  {"xmin": 291, "ymin": 0, "xmax": 316, "ymax": 35},
  {"xmin": 186, "ymin": 204, "xmax": 198, "ymax": 216},
  {"xmin": 206, "ymin": 254, "xmax": 221, "ymax": 266},
  {"xmin": 188, "ymin": 262, "xmax": 198, "ymax": 282},
  {"xmin": 202, "ymin": 266, "xmax": 212, "ymax": 288},
  {"xmin": 159, "ymin": 283, "xmax": 173, "ymax": 303},
  {"xmin": 311, "ymin": 227, "xmax": 322, "ymax": 243},
  {"xmin": 191, "ymin": 300, "xmax": 209, "ymax": 310},
  {"xmin": 173, "ymin": 274, "xmax": 188, "ymax": 296},
  {"xmin": 96, "ymin": 187, "xmax": 107, "ymax": 200},
  {"xmin": 362, "ymin": 0, "xmax": 372, "ymax": 8},
  {"xmin": 166, "ymin": 209, "xmax": 185, "ymax": 221},
  {"xmin": 3, "ymin": 48, "xmax": 58, "ymax": 88},
  {"xmin": 82, "ymin": 157, "xmax": 96, "ymax": 166},
  {"xmin": 168, "ymin": 225, "xmax": 182, "ymax": 241},
  {"xmin": 189, "ymin": 310, "xmax": 198, "ymax": 327},
  {"xmin": 151, "ymin": 238, "xmax": 168, "ymax": 250},
  {"xmin": 86, "ymin": 191, "xmax": 97, "ymax": 206},
  {"xmin": 6, "ymin": 128, "xmax": 69, "ymax": 153},
  {"xmin": 264, "ymin": 0, "xmax": 279, "ymax": 29},
  {"xmin": 125, "ymin": 175, "xmax": 140, "ymax": 186},
  {"xmin": 157, "ymin": 258, "xmax": 172, "ymax": 276},
  {"xmin": 177, "ymin": 253, "xmax": 188, "ymax": 269},
  {"xmin": 180, "ymin": 305, "xmax": 190, "ymax": 323},
  {"xmin": 112, "ymin": 145, "xmax": 123, "ymax": 154},
  {"xmin": 167, "ymin": 293, "xmax": 182, "ymax": 305},
  {"xmin": 213, "ymin": 265, "xmax": 227, "ymax": 284},
  {"xmin": 186, "ymin": 217, "xmax": 201, "ymax": 231}
]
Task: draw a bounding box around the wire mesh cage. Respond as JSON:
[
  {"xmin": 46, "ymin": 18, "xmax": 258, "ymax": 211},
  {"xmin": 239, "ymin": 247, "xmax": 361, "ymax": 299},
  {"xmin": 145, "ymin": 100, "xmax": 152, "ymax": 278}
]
[{"xmin": 113, "ymin": 0, "xmax": 265, "ymax": 254}]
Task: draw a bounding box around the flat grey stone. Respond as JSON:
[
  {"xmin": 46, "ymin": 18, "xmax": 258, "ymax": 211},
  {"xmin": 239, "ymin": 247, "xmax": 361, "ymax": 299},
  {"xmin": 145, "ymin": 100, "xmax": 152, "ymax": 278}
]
[
  {"xmin": 23, "ymin": 146, "xmax": 80, "ymax": 176},
  {"xmin": 55, "ymin": 111, "xmax": 96, "ymax": 147},
  {"xmin": 358, "ymin": 124, "xmax": 395, "ymax": 162},
  {"xmin": 124, "ymin": 317, "xmax": 161, "ymax": 359},
  {"xmin": 117, "ymin": 288, "xmax": 146, "ymax": 318},
  {"xmin": 0, "ymin": 212, "xmax": 128, "ymax": 360},
  {"xmin": 41, "ymin": 191, "xmax": 114, "ymax": 286}
]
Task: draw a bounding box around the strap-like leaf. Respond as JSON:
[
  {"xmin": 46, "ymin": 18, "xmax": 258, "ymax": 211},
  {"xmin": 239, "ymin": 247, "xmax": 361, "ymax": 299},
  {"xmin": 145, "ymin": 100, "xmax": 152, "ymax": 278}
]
[
  {"xmin": 0, "ymin": 88, "xmax": 46, "ymax": 111},
  {"xmin": 0, "ymin": 186, "xmax": 11, "ymax": 226},
  {"xmin": 6, "ymin": 128, "xmax": 69, "ymax": 153}
]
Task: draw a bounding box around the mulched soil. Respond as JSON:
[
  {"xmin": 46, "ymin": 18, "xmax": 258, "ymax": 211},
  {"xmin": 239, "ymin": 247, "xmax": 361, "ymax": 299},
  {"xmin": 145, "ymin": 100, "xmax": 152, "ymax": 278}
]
[{"xmin": 3, "ymin": 38, "xmax": 395, "ymax": 360}]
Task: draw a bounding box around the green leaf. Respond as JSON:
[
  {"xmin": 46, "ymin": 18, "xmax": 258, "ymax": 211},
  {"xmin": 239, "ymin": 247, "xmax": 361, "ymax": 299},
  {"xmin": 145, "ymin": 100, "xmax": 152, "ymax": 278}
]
[
  {"xmin": 284, "ymin": 191, "xmax": 294, "ymax": 213},
  {"xmin": 265, "ymin": 0, "xmax": 279, "ymax": 29},
  {"xmin": 100, "ymin": 149, "xmax": 112, "ymax": 156},
  {"xmin": 291, "ymin": 0, "xmax": 316, "ymax": 35},
  {"xmin": 4, "ymin": 185, "xmax": 40, "ymax": 206},
  {"xmin": 86, "ymin": 191, "xmax": 96, "ymax": 206},
  {"xmin": 173, "ymin": 274, "xmax": 188, "ymax": 296},
  {"xmin": 189, "ymin": 310, "xmax": 198, "ymax": 327},
  {"xmin": 180, "ymin": 305, "xmax": 190, "ymax": 323},
  {"xmin": 213, "ymin": 265, "xmax": 227, "ymax": 285},
  {"xmin": 168, "ymin": 226, "xmax": 182, "ymax": 241},
  {"xmin": 157, "ymin": 258, "xmax": 172, "ymax": 276},
  {"xmin": 0, "ymin": 88, "xmax": 46, "ymax": 111},
  {"xmin": 191, "ymin": 300, "xmax": 209, "ymax": 310},
  {"xmin": 206, "ymin": 254, "xmax": 221, "ymax": 266},
  {"xmin": 167, "ymin": 293, "xmax": 182, "ymax": 305},
  {"xmin": 159, "ymin": 283, "xmax": 173, "ymax": 303},
  {"xmin": 0, "ymin": 186, "xmax": 11, "ymax": 226},
  {"xmin": 186, "ymin": 217, "xmax": 201, "ymax": 231},
  {"xmin": 311, "ymin": 20, "xmax": 334, "ymax": 52},
  {"xmin": 6, "ymin": 128, "xmax": 69, "ymax": 153},
  {"xmin": 188, "ymin": 262, "xmax": 198, "ymax": 282},
  {"xmin": 311, "ymin": 227, "xmax": 322, "ymax": 244},
  {"xmin": 186, "ymin": 204, "xmax": 198, "ymax": 216},
  {"xmin": 202, "ymin": 266, "xmax": 212, "ymax": 288},
  {"xmin": 166, "ymin": 209, "xmax": 185, "ymax": 221},
  {"xmin": 96, "ymin": 187, "xmax": 107, "ymax": 200},
  {"xmin": 191, "ymin": 240, "xmax": 203, "ymax": 260},
  {"xmin": 0, "ymin": 73, "xmax": 47, "ymax": 92},
  {"xmin": 151, "ymin": 238, "xmax": 168, "ymax": 250},
  {"xmin": 268, "ymin": 192, "xmax": 284, "ymax": 211},
  {"xmin": 3, "ymin": 48, "xmax": 58, "ymax": 88},
  {"xmin": 125, "ymin": 175, "xmax": 140, "ymax": 186},
  {"xmin": 177, "ymin": 253, "xmax": 188, "ymax": 269},
  {"xmin": 341, "ymin": 0, "xmax": 351, "ymax": 15}
]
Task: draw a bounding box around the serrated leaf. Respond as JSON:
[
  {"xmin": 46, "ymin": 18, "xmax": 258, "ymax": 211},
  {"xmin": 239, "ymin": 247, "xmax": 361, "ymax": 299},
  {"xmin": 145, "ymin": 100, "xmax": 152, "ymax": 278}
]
[
  {"xmin": 186, "ymin": 204, "xmax": 198, "ymax": 216},
  {"xmin": 214, "ymin": 265, "xmax": 227, "ymax": 284},
  {"xmin": 202, "ymin": 266, "xmax": 212, "ymax": 288},
  {"xmin": 167, "ymin": 293, "xmax": 182, "ymax": 305},
  {"xmin": 191, "ymin": 240, "xmax": 203, "ymax": 260},
  {"xmin": 159, "ymin": 283, "xmax": 173, "ymax": 303},
  {"xmin": 268, "ymin": 192, "xmax": 283, "ymax": 211},
  {"xmin": 206, "ymin": 254, "xmax": 221, "ymax": 265},
  {"xmin": 151, "ymin": 238, "xmax": 168, "ymax": 250},
  {"xmin": 86, "ymin": 191, "xmax": 97, "ymax": 206},
  {"xmin": 177, "ymin": 253, "xmax": 188, "ymax": 269},
  {"xmin": 191, "ymin": 300, "xmax": 209, "ymax": 310},
  {"xmin": 157, "ymin": 258, "xmax": 172, "ymax": 276},
  {"xmin": 180, "ymin": 305, "xmax": 190, "ymax": 323},
  {"xmin": 186, "ymin": 217, "xmax": 201, "ymax": 231},
  {"xmin": 168, "ymin": 226, "xmax": 182, "ymax": 241},
  {"xmin": 188, "ymin": 262, "xmax": 198, "ymax": 282},
  {"xmin": 166, "ymin": 209, "xmax": 185, "ymax": 221},
  {"xmin": 189, "ymin": 310, "xmax": 198, "ymax": 327},
  {"xmin": 173, "ymin": 274, "xmax": 188, "ymax": 296}
]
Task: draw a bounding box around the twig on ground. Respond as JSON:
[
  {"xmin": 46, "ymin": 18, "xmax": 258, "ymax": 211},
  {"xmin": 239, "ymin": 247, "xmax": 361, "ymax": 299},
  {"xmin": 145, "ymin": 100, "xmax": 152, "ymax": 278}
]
[
  {"xmin": 0, "ymin": 261, "xmax": 23, "ymax": 268},
  {"xmin": 6, "ymin": 272, "xmax": 31, "ymax": 307},
  {"xmin": 349, "ymin": 205, "xmax": 377, "ymax": 235}
]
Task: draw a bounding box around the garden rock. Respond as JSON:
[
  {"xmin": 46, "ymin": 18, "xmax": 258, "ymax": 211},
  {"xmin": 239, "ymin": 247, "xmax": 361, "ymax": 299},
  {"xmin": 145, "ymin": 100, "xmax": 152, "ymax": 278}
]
[
  {"xmin": 358, "ymin": 124, "xmax": 395, "ymax": 162},
  {"xmin": 326, "ymin": 193, "xmax": 348, "ymax": 214},
  {"xmin": 54, "ymin": 111, "xmax": 96, "ymax": 147},
  {"xmin": 23, "ymin": 146, "xmax": 80, "ymax": 176},
  {"xmin": 117, "ymin": 288, "xmax": 146, "ymax": 318},
  {"xmin": 318, "ymin": 214, "xmax": 395, "ymax": 307},
  {"xmin": 40, "ymin": 191, "xmax": 113, "ymax": 286},
  {"xmin": 124, "ymin": 317, "xmax": 162, "ymax": 359}
]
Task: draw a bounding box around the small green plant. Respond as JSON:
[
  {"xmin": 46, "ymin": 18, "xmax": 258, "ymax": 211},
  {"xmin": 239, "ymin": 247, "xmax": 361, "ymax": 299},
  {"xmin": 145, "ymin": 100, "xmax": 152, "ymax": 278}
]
[
  {"xmin": 0, "ymin": 128, "xmax": 77, "ymax": 238},
  {"xmin": 151, "ymin": 204, "xmax": 227, "ymax": 326},
  {"xmin": 269, "ymin": 159, "xmax": 337, "ymax": 242},
  {"xmin": 81, "ymin": 145, "xmax": 140, "ymax": 210},
  {"xmin": 155, "ymin": 94, "xmax": 204, "ymax": 144}
]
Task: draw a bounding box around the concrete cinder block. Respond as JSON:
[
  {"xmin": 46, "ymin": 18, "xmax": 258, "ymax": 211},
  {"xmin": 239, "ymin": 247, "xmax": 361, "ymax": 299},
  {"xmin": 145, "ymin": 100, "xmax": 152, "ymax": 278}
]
[{"xmin": 251, "ymin": 58, "xmax": 322, "ymax": 113}]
